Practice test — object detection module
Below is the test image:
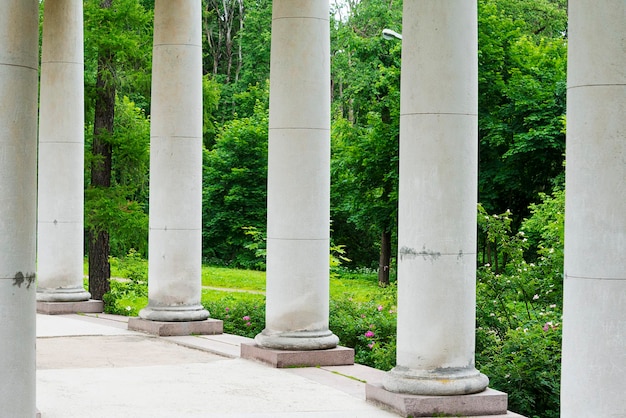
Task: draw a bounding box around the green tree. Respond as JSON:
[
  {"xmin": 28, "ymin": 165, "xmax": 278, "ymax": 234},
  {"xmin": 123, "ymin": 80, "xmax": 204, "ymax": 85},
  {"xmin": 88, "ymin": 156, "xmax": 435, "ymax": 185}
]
[
  {"xmin": 202, "ymin": 93, "xmax": 269, "ymax": 268},
  {"xmin": 330, "ymin": 0, "xmax": 402, "ymax": 284},
  {"xmin": 84, "ymin": 0, "xmax": 153, "ymax": 299},
  {"xmin": 478, "ymin": 0, "xmax": 567, "ymax": 221},
  {"xmin": 203, "ymin": 0, "xmax": 272, "ymax": 124}
]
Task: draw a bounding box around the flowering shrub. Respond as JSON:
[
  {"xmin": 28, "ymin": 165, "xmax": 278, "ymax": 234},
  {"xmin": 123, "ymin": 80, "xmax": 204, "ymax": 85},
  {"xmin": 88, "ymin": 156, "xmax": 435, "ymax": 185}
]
[
  {"xmin": 329, "ymin": 284, "xmax": 397, "ymax": 371},
  {"xmin": 103, "ymin": 250, "xmax": 148, "ymax": 316},
  {"xmin": 476, "ymin": 190, "xmax": 564, "ymax": 418},
  {"xmin": 203, "ymin": 294, "xmax": 265, "ymax": 338}
]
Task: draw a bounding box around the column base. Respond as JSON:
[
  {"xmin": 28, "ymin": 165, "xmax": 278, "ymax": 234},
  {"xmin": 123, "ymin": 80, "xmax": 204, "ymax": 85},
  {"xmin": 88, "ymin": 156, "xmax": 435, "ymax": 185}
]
[
  {"xmin": 241, "ymin": 342, "xmax": 354, "ymax": 368},
  {"xmin": 37, "ymin": 299, "xmax": 103, "ymax": 315},
  {"xmin": 37, "ymin": 286, "xmax": 91, "ymax": 302},
  {"xmin": 367, "ymin": 383, "xmax": 509, "ymax": 417},
  {"xmin": 138, "ymin": 304, "xmax": 210, "ymax": 322},
  {"xmin": 128, "ymin": 317, "xmax": 223, "ymax": 336},
  {"xmin": 254, "ymin": 328, "xmax": 339, "ymax": 351},
  {"xmin": 383, "ymin": 365, "xmax": 489, "ymax": 396}
]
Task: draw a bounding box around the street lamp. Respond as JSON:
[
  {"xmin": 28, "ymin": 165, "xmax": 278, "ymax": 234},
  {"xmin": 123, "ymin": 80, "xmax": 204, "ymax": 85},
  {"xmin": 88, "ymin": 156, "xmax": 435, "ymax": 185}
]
[{"xmin": 382, "ymin": 28, "xmax": 402, "ymax": 41}]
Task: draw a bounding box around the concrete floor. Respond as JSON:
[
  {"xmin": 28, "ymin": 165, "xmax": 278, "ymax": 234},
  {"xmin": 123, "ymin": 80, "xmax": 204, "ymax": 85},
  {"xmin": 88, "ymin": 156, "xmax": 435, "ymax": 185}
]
[
  {"xmin": 36, "ymin": 313, "xmax": 398, "ymax": 418},
  {"xmin": 36, "ymin": 313, "xmax": 524, "ymax": 418}
]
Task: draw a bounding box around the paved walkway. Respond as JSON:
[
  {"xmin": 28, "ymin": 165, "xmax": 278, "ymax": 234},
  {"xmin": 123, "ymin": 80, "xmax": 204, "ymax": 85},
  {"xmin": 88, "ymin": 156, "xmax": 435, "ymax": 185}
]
[
  {"xmin": 36, "ymin": 314, "xmax": 524, "ymax": 418},
  {"xmin": 36, "ymin": 313, "xmax": 398, "ymax": 418}
]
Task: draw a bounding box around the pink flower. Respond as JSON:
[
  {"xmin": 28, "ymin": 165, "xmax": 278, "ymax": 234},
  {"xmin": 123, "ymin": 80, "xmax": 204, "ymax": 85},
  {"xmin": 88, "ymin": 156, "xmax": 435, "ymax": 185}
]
[
  {"xmin": 361, "ymin": 314, "xmax": 366, "ymax": 319},
  {"xmin": 242, "ymin": 315, "xmax": 251, "ymax": 321},
  {"xmin": 365, "ymin": 330, "xmax": 375, "ymax": 338},
  {"xmin": 543, "ymin": 321, "xmax": 554, "ymax": 332},
  {"xmin": 225, "ymin": 307, "xmax": 230, "ymax": 312},
  {"xmin": 368, "ymin": 342, "xmax": 375, "ymax": 349},
  {"xmin": 377, "ymin": 305, "xmax": 384, "ymax": 311},
  {"xmin": 245, "ymin": 322, "xmax": 252, "ymax": 327}
]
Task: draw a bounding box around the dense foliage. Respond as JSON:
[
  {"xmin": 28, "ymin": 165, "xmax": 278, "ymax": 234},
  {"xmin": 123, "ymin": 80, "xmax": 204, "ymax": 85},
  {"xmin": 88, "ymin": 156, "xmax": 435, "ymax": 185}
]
[
  {"xmin": 476, "ymin": 189, "xmax": 564, "ymax": 417},
  {"xmin": 202, "ymin": 91, "xmax": 269, "ymax": 268}
]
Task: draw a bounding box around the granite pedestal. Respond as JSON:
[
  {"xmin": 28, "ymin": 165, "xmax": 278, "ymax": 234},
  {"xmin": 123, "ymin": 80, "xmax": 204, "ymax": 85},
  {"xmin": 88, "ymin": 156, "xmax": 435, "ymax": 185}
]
[
  {"xmin": 241, "ymin": 342, "xmax": 354, "ymax": 368},
  {"xmin": 128, "ymin": 317, "xmax": 223, "ymax": 337}
]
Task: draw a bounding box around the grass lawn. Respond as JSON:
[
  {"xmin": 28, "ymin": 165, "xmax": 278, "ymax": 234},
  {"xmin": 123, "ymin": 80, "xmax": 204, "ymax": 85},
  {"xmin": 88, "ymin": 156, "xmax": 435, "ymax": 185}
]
[
  {"xmin": 89, "ymin": 256, "xmax": 394, "ymax": 315},
  {"xmin": 203, "ymin": 266, "xmax": 386, "ymax": 303},
  {"xmin": 201, "ymin": 266, "xmax": 265, "ymax": 291}
]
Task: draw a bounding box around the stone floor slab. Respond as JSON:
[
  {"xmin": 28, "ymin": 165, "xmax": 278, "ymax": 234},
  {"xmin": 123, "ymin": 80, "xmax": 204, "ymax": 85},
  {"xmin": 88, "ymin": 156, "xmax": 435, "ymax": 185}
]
[
  {"xmin": 37, "ymin": 314, "xmax": 137, "ymax": 338},
  {"xmin": 37, "ymin": 335, "xmax": 224, "ymax": 369},
  {"xmin": 37, "ymin": 359, "xmax": 398, "ymax": 418}
]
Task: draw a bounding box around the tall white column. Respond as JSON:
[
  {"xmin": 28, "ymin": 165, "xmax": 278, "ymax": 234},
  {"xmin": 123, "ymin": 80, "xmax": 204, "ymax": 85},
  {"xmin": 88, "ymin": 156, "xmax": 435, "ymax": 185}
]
[
  {"xmin": 254, "ymin": 0, "xmax": 338, "ymax": 350},
  {"xmin": 139, "ymin": 0, "xmax": 209, "ymax": 322},
  {"xmin": 383, "ymin": 0, "xmax": 488, "ymax": 395},
  {"xmin": 37, "ymin": 0, "xmax": 91, "ymax": 302},
  {"xmin": 561, "ymin": 1, "xmax": 626, "ymax": 416},
  {"xmin": 0, "ymin": 0, "xmax": 39, "ymax": 415}
]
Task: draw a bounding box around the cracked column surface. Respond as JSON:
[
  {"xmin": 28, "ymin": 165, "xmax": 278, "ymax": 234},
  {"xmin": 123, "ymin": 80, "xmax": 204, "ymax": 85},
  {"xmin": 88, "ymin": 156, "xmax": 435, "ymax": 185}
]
[
  {"xmin": 37, "ymin": 0, "xmax": 91, "ymax": 303},
  {"xmin": 138, "ymin": 0, "xmax": 209, "ymax": 322},
  {"xmin": 383, "ymin": 0, "xmax": 489, "ymax": 395},
  {"xmin": 0, "ymin": 0, "xmax": 39, "ymax": 415},
  {"xmin": 254, "ymin": 0, "xmax": 339, "ymax": 350},
  {"xmin": 561, "ymin": 1, "xmax": 626, "ymax": 416}
]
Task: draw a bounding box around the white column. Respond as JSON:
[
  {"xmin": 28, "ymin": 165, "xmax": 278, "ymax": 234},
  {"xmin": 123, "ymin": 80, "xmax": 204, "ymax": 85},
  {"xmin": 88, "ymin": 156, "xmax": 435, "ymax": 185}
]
[
  {"xmin": 561, "ymin": 1, "xmax": 626, "ymax": 416},
  {"xmin": 254, "ymin": 0, "xmax": 338, "ymax": 350},
  {"xmin": 139, "ymin": 0, "xmax": 209, "ymax": 322},
  {"xmin": 383, "ymin": 0, "xmax": 488, "ymax": 395},
  {"xmin": 0, "ymin": 0, "xmax": 39, "ymax": 415},
  {"xmin": 37, "ymin": 0, "xmax": 90, "ymax": 302}
]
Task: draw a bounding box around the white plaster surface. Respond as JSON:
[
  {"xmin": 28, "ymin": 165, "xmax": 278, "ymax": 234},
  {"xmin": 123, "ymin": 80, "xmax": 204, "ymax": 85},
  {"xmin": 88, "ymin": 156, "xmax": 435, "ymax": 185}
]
[
  {"xmin": 386, "ymin": 0, "xmax": 486, "ymax": 395},
  {"xmin": 267, "ymin": 129, "xmax": 331, "ymax": 239},
  {"xmin": 260, "ymin": 0, "xmax": 336, "ymax": 349},
  {"xmin": 146, "ymin": 228, "xmax": 202, "ymax": 305},
  {"xmin": 265, "ymin": 238, "xmax": 330, "ymax": 332},
  {"xmin": 561, "ymin": 1, "xmax": 626, "ymax": 416},
  {"xmin": 0, "ymin": 2, "xmax": 39, "ymax": 415},
  {"xmin": 37, "ymin": 0, "xmax": 89, "ymax": 300},
  {"xmin": 148, "ymin": 137, "xmax": 202, "ymax": 230},
  {"xmin": 398, "ymin": 1, "xmax": 477, "ymax": 115},
  {"xmin": 142, "ymin": 0, "xmax": 207, "ymax": 321}
]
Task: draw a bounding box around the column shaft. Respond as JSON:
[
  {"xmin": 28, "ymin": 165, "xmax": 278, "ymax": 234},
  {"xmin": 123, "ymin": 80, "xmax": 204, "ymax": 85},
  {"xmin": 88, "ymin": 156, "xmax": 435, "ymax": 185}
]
[
  {"xmin": 383, "ymin": 0, "xmax": 488, "ymax": 395},
  {"xmin": 37, "ymin": 0, "xmax": 90, "ymax": 302},
  {"xmin": 0, "ymin": 0, "xmax": 39, "ymax": 415},
  {"xmin": 561, "ymin": 1, "xmax": 626, "ymax": 416},
  {"xmin": 255, "ymin": 0, "xmax": 338, "ymax": 350},
  {"xmin": 139, "ymin": 0, "xmax": 209, "ymax": 322}
]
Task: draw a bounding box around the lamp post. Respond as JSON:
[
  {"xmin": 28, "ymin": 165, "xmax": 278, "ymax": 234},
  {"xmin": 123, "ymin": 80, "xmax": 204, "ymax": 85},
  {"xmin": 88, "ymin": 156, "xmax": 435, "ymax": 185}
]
[{"xmin": 382, "ymin": 28, "xmax": 402, "ymax": 40}]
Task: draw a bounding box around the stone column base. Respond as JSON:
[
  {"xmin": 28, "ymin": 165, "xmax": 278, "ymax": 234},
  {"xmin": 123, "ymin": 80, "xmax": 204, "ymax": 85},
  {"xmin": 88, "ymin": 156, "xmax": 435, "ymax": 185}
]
[
  {"xmin": 366, "ymin": 383, "xmax": 511, "ymax": 417},
  {"xmin": 240, "ymin": 342, "xmax": 354, "ymax": 368},
  {"xmin": 37, "ymin": 299, "xmax": 103, "ymax": 315},
  {"xmin": 128, "ymin": 317, "xmax": 223, "ymax": 337}
]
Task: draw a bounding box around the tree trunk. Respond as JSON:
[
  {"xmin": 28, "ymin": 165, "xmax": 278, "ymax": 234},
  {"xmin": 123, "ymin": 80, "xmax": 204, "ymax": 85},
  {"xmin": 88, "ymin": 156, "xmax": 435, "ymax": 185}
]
[
  {"xmin": 89, "ymin": 0, "xmax": 115, "ymax": 300},
  {"xmin": 378, "ymin": 229, "xmax": 392, "ymax": 286},
  {"xmin": 89, "ymin": 231, "xmax": 111, "ymax": 300}
]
